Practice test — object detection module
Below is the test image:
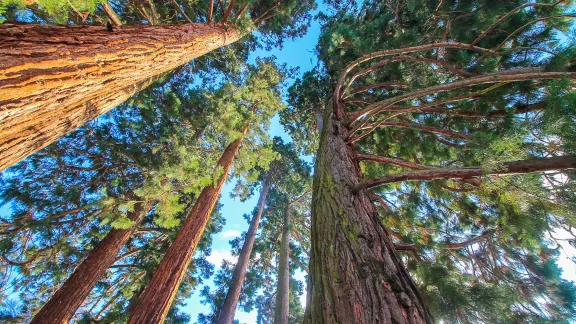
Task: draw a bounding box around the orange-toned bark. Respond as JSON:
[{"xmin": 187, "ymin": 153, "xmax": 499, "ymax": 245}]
[
  {"xmin": 0, "ymin": 23, "xmax": 243, "ymax": 171},
  {"xmin": 128, "ymin": 122, "xmax": 250, "ymax": 323}
]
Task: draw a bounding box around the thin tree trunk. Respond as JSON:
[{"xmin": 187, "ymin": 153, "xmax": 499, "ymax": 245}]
[
  {"xmin": 102, "ymin": 1, "xmax": 122, "ymax": 26},
  {"xmin": 217, "ymin": 173, "xmax": 272, "ymax": 324},
  {"xmin": 0, "ymin": 23, "xmax": 243, "ymax": 172},
  {"xmin": 128, "ymin": 122, "xmax": 250, "ymax": 324},
  {"xmin": 303, "ymin": 108, "xmax": 434, "ymax": 323},
  {"xmin": 274, "ymin": 204, "xmax": 291, "ymax": 324},
  {"xmin": 31, "ymin": 200, "xmax": 152, "ymax": 324}
]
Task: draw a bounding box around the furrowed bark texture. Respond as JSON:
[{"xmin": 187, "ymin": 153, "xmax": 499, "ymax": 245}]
[
  {"xmin": 0, "ymin": 23, "xmax": 243, "ymax": 172},
  {"xmin": 128, "ymin": 123, "xmax": 250, "ymax": 324},
  {"xmin": 217, "ymin": 174, "xmax": 272, "ymax": 324},
  {"xmin": 31, "ymin": 200, "xmax": 152, "ymax": 324},
  {"xmin": 303, "ymin": 111, "xmax": 433, "ymax": 323},
  {"xmin": 274, "ymin": 204, "xmax": 291, "ymax": 324}
]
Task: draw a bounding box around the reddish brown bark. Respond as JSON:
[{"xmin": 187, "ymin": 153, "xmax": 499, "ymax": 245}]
[
  {"xmin": 304, "ymin": 108, "xmax": 433, "ymax": 323},
  {"xmin": 128, "ymin": 122, "xmax": 250, "ymax": 324},
  {"xmin": 0, "ymin": 23, "xmax": 243, "ymax": 172},
  {"xmin": 31, "ymin": 200, "xmax": 152, "ymax": 324},
  {"xmin": 217, "ymin": 174, "xmax": 272, "ymax": 324}
]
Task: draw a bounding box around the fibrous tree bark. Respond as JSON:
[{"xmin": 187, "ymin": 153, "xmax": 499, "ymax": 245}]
[
  {"xmin": 217, "ymin": 173, "xmax": 272, "ymax": 324},
  {"xmin": 128, "ymin": 122, "xmax": 250, "ymax": 324},
  {"xmin": 274, "ymin": 204, "xmax": 291, "ymax": 324},
  {"xmin": 0, "ymin": 23, "xmax": 243, "ymax": 171},
  {"xmin": 303, "ymin": 107, "xmax": 434, "ymax": 323},
  {"xmin": 31, "ymin": 200, "xmax": 152, "ymax": 324}
]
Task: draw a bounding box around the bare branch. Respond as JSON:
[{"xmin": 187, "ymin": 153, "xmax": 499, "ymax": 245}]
[
  {"xmin": 394, "ymin": 230, "xmax": 496, "ymax": 251},
  {"xmin": 357, "ymin": 155, "xmax": 576, "ymax": 190},
  {"xmin": 170, "ymin": 0, "xmax": 193, "ymax": 23},
  {"xmin": 102, "ymin": 1, "xmax": 122, "ymax": 26},
  {"xmin": 347, "ymin": 69, "xmax": 575, "ymax": 125},
  {"xmin": 472, "ymin": 1, "xmax": 563, "ymax": 45},
  {"xmin": 356, "ymin": 153, "xmax": 432, "ymax": 170},
  {"xmin": 222, "ymin": 0, "xmax": 235, "ymax": 22},
  {"xmin": 343, "ymin": 82, "xmax": 408, "ymax": 99},
  {"xmin": 207, "ymin": 0, "xmax": 214, "ymax": 23}
]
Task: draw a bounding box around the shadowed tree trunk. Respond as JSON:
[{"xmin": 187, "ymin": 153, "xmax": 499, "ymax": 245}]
[
  {"xmin": 128, "ymin": 122, "xmax": 250, "ymax": 324},
  {"xmin": 31, "ymin": 200, "xmax": 152, "ymax": 324},
  {"xmin": 217, "ymin": 173, "xmax": 272, "ymax": 324},
  {"xmin": 274, "ymin": 204, "xmax": 291, "ymax": 324},
  {"xmin": 303, "ymin": 109, "xmax": 434, "ymax": 324},
  {"xmin": 0, "ymin": 23, "xmax": 243, "ymax": 172}
]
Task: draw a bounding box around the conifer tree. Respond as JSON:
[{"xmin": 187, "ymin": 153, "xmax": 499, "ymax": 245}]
[
  {"xmin": 284, "ymin": 0, "xmax": 576, "ymax": 322},
  {"xmin": 0, "ymin": 0, "xmax": 315, "ymax": 171},
  {"xmin": 216, "ymin": 138, "xmax": 310, "ymax": 323}
]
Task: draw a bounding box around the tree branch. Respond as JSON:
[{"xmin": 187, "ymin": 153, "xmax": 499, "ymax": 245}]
[
  {"xmin": 102, "ymin": 1, "xmax": 122, "ymax": 26},
  {"xmin": 348, "ymin": 69, "xmax": 575, "ymax": 125},
  {"xmin": 394, "ymin": 230, "xmax": 495, "ymax": 251},
  {"xmin": 357, "ymin": 155, "xmax": 576, "ymax": 190},
  {"xmin": 170, "ymin": 0, "xmax": 193, "ymax": 23},
  {"xmin": 356, "ymin": 153, "xmax": 431, "ymax": 170},
  {"xmin": 221, "ymin": 0, "xmax": 235, "ymax": 23}
]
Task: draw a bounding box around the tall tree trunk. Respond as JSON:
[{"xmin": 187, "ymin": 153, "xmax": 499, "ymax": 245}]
[
  {"xmin": 217, "ymin": 173, "xmax": 272, "ymax": 324},
  {"xmin": 0, "ymin": 23, "xmax": 243, "ymax": 172},
  {"xmin": 303, "ymin": 110, "xmax": 434, "ymax": 323},
  {"xmin": 274, "ymin": 204, "xmax": 291, "ymax": 324},
  {"xmin": 31, "ymin": 200, "xmax": 152, "ymax": 324},
  {"xmin": 128, "ymin": 122, "xmax": 250, "ymax": 324}
]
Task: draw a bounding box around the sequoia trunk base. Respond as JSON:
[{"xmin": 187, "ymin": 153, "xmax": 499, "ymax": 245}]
[{"xmin": 304, "ymin": 111, "xmax": 433, "ymax": 323}]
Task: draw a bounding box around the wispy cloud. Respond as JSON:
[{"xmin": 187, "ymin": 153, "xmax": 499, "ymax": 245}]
[
  {"xmin": 206, "ymin": 249, "xmax": 237, "ymax": 267},
  {"xmin": 220, "ymin": 230, "xmax": 241, "ymax": 239}
]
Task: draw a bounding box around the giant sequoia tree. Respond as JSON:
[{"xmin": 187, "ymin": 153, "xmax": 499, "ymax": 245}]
[
  {"xmin": 284, "ymin": 0, "xmax": 576, "ymax": 322},
  {"xmin": 0, "ymin": 0, "xmax": 314, "ymax": 171}
]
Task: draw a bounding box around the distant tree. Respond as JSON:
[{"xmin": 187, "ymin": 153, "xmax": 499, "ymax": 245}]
[
  {"xmin": 0, "ymin": 0, "xmax": 315, "ymax": 171},
  {"xmin": 284, "ymin": 0, "xmax": 576, "ymax": 322},
  {"xmin": 215, "ymin": 138, "xmax": 310, "ymax": 324}
]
